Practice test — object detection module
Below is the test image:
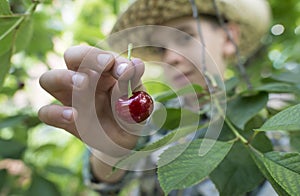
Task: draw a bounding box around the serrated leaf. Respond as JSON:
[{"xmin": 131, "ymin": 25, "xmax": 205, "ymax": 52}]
[
  {"xmin": 157, "ymin": 139, "xmax": 233, "ymax": 194},
  {"xmin": 227, "ymin": 92, "xmax": 268, "ymax": 130},
  {"xmin": 249, "ymin": 147, "xmax": 290, "ymax": 196},
  {"xmin": 0, "ymin": 0, "xmax": 12, "ymax": 15},
  {"xmin": 265, "ymin": 152, "xmax": 300, "ymax": 173},
  {"xmin": 262, "ymin": 151, "xmax": 300, "ymax": 195},
  {"xmin": 210, "ymin": 142, "xmax": 265, "ymax": 196},
  {"xmin": 255, "ymin": 83, "xmax": 297, "ymax": 93},
  {"xmin": 115, "ymin": 123, "xmax": 205, "ymax": 170},
  {"xmin": 256, "ymin": 104, "xmax": 300, "ymax": 132},
  {"xmin": 154, "ymin": 84, "xmax": 203, "ymax": 103}
]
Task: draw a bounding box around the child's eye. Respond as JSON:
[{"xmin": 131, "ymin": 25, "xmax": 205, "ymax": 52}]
[
  {"xmin": 177, "ymin": 33, "xmax": 194, "ymax": 45},
  {"xmin": 152, "ymin": 46, "xmax": 166, "ymax": 55}
]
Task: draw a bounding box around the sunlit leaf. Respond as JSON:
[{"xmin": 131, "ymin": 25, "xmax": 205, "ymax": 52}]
[
  {"xmin": 151, "ymin": 107, "xmax": 200, "ymax": 130},
  {"xmin": 0, "ymin": 48, "xmax": 12, "ymax": 88},
  {"xmin": 26, "ymin": 12, "xmax": 55, "ymax": 57},
  {"xmin": 157, "ymin": 139, "xmax": 233, "ymax": 194},
  {"xmin": 15, "ymin": 17, "xmax": 33, "ymax": 53},
  {"xmin": 33, "ymin": 144, "xmax": 58, "ymax": 153},
  {"xmin": 0, "ymin": 0, "xmax": 12, "ymax": 15},
  {"xmin": 263, "ymin": 151, "xmax": 300, "ymax": 195},
  {"xmin": 0, "ymin": 17, "xmax": 19, "ymax": 55},
  {"xmin": 256, "ymin": 104, "xmax": 300, "ymax": 132},
  {"xmin": 154, "ymin": 84, "xmax": 204, "ymax": 103},
  {"xmin": 249, "ymin": 147, "xmax": 290, "ymax": 195}
]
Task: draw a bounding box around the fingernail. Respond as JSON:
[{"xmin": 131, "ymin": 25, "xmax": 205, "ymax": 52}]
[
  {"xmin": 97, "ymin": 54, "xmax": 112, "ymax": 66},
  {"xmin": 72, "ymin": 73, "xmax": 85, "ymax": 88},
  {"xmin": 131, "ymin": 58, "xmax": 143, "ymax": 65},
  {"xmin": 117, "ymin": 63, "xmax": 128, "ymax": 76},
  {"xmin": 62, "ymin": 109, "xmax": 73, "ymax": 121}
]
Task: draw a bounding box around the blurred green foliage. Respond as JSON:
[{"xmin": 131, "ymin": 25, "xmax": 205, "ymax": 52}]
[
  {"xmin": 0, "ymin": 0, "xmax": 126, "ymax": 195},
  {"xmin": 0, "ymin": 0, "xmax": 299, "ymax": 195}
]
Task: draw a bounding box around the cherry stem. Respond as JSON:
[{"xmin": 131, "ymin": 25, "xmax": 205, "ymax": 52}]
[
  {"xmin": 127, "ymin": 43, "xmax": 133, "ymax": 60},
  {"xmin": 128, "ymin": 80, "xmax": 132, "ymax": 98},
  {"xmin": 127, "ymin": 43, "xmax": 133, "ymax": 98}
]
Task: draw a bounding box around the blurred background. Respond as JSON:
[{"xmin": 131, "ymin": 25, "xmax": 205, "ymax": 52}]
[{"xmin": 0, "ymin": 0, "xmax": 299, "ymax": 195}]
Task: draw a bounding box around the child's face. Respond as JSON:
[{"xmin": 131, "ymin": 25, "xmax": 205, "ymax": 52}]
[{"xmin": 152, "ymin": 16, "xmax": 228, "ymax": 89}]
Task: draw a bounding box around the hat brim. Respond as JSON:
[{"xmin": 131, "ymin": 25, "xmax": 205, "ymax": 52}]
[{"xmin": 110, "ymin": 0, "xmax": 271, "ymax": 60}]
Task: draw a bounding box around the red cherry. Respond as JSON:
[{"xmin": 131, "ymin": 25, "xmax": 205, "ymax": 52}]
[{"xmin": 115, "ymin": 91, "xmax": 154, "ymax": 123}]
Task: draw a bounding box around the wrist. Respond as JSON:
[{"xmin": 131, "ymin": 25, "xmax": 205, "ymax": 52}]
[
  {"xmin": 90, "ymin": 148, "xmax": 128, "ymax": 166},
  {"xmin": 89, "ymin": 149, "xmax": 128, "ymax": 183}
]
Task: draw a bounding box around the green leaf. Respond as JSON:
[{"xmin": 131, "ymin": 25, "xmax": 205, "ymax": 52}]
[
  {"xmin": 225, "ymin": 77, "xmax": 239, "ymax": 93},
  {"xmin": 262, "ymin": 151, "xmax": 300, "ymax": 195},
  {"xmin": 33, "ymin": 144, "xmax": 58, "ymax": 153},
  {"xmin": 210, "ymin": 142, "xmax": 265, "ymax": 196},
  {"xmin": 0, "ymin": 16, "xmax": 22, "ymax": 41},
  {"xmin": 0, "ymin": 17, "xmax": 22, "ymax": 88},
  {"xmin": 271, "ymin": 72, "xmax": 300, "ymax": 84},
  {"xmin": 115, "ymin": 124, "xmax": 205, "ymax": 170},
  {"xmin": 14, "ymin": 17, "xmax": 33, "ymax": 53},
  {"xmin": 0, "ymin": 169, "xmax": 7, "ymax": 190},
  {"xmin": 151, "ymin": 108, "xmax": 200, "ymax": 130},
  {"xmin": 289, "ymin": 132, "xmax": 300, "ymax": 152},
  {"xmin": 220, "ymin": 121, "xmax": 274, "ymax": 194},
  {"xmin": 45, "ymin": 165, "xmax": 74, "ymax": 176},
  {"xmin": 25, "ymin": 173, "xmax": 61, "ymax": 196},
  {"xmin": 265, "ymin": 151, "xmax": 300, "ymax": 174},
  {"xmin": 249, "ymin": 147, "xmax": 290, "ymax": 196},
  {"xmin": 0, "ymin": 139, "xmax": 26, "ymax": 158},
  {"xmin": 0, "ymin": 114, "xmax": 27, "ymax": 129},
  {"xmin": 0, "ymin": 28, "xmax": 13, "ymax": 56},
  {"xmin": 157, "ymin": 139, "xmax": 233, "ymax": 194},
  {"xmin": 26, "ymin": 12, "xmax": 55, "ymax": 57},
  {"xmin": 0, "ymin": 49, "xmax": 12, "ymax": 88},
  {"xmin": 0, "ymin": 0, "xmax": 12, "ymax": 15},
  {"xmin": 227, "ymin": 92, "xmax": 268, "ymax": 130},
  {"xmin": 255, "ymin": 83, "xmax": 297, "ymax": 93},
  {"xmin": 154, "ymin": 84, "xmax": 203, "ymax": 103},
  {"xmin": 256, "ymin": 104, "xmax": 300, "ymax": 132}
]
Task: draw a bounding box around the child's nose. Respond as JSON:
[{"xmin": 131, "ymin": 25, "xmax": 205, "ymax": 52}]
[{"xmin": 162, "ymin": 48, "xmax": 185, "ymax": 67}]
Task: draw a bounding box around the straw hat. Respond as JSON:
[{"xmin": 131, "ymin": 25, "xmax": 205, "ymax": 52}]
[{"xmin": 109, "ymin": 0, "xmax": 272, "ymax": 60}]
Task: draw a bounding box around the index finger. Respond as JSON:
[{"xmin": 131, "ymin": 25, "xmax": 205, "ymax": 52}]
[{"xmin": 64, "ymin": 45, "xmax": 115, "ymax": 73}]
